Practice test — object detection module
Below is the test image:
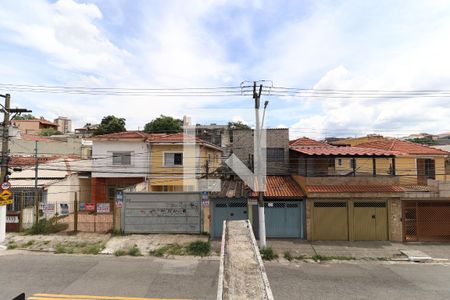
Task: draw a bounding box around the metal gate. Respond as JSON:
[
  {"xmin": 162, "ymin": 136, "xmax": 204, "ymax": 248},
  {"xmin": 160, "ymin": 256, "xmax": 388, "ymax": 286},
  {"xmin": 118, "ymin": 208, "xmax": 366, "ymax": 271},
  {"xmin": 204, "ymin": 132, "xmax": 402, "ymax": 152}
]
[
  {"xmin": 353, "ymin": 202, "xmax": 388, "ymax": 241},
  {"xmin": 313, "ymin": 201, "xmax": 349, "ymax": 241},
  {"xmin": 403, "ymin": 201, "xmax": 450, "ymax": 242},
  {"xmin": 122, "ymin": 192, "xmax": 201, "ymax": 234},
  {"xmin": 212, "ymin": 198, "xmax": 247, "ymax": 238},
  {"xmin": 264, "ymin": 200, "xmax": 304, "ymax": 238}
]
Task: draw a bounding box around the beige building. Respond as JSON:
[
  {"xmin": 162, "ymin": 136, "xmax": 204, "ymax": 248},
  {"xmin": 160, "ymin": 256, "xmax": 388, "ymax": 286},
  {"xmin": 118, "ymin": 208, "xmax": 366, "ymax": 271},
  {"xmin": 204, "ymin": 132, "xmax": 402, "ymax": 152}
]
[
  {"xmin": 54, "ymin": 116, "xmax": 72, "ymax": 133},
  {"xmin": 11, "ymin": 118, "xmax": 58, "ymax": 135}
]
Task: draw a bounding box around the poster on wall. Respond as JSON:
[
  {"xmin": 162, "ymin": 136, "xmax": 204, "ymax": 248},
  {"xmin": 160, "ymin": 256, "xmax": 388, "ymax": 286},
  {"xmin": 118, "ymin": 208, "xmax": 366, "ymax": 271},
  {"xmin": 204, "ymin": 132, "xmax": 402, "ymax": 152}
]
[
  {"xmin": 60, "ymin": 203, "xmax": 69, "ymax": 216},
  {"xmin": 43, "ymin": 204, "xmax": 55, "ymax": 214},
  {"xmin": 85, "ymin": 203, "xmax": 95, "ymax": 211}
]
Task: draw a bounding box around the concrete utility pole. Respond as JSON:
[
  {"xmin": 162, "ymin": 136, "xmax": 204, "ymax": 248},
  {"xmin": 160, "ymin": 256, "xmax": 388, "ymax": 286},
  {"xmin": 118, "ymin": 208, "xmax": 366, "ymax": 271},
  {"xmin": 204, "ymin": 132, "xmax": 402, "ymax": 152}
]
[
  {"xmin": 253, "ymin": 82, "xmax": 267, "ymax": 248},
  {"xmin": 0, "ymin": 93, "xmax": 31, "ymax": 243},
  {"xmin": 34, "ymin": 141, "xmax": 39, "ymax": 224},
  {"xmin": 0, "ymin": 94, "xmax": 10, "ymax": 244}
]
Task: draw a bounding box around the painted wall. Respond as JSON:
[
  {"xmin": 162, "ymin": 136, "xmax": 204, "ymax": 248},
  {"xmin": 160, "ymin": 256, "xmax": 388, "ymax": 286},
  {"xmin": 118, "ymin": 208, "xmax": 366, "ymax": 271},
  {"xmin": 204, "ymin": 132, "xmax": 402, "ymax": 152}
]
[{"xmin": 92, "ymin": 140, "xmax": 149, "ymax": 178}]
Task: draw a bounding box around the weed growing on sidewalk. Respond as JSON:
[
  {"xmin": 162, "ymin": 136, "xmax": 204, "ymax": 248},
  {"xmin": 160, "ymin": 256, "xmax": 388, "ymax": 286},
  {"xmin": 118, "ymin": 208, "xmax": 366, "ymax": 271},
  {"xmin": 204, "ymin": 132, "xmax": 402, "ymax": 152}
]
[
  {"xmin": 114, "ymin": 249, "xmax": 127, "ymax": 256},
  {"xmin": 128, "ymin": 245, "xmax": 142, "ymax": 256},
  {"xmin": 312, "ymin": 254, "xmax": 355, "ymax": 262},
  {"xmin": 25, "ymin": 217, "xmax": 68, "ymax": 235},
  {"xmin": 54, "ymin": 241, "xmax": 104, "ymax": 255},
  {"xmin": 185, "ymin": 241, "xmax": 211, "ymax": 257},
  {"xmin": 7, "ymin": 241, "xmax": 17, "ymax": 250},
  {"xmin": 149, "ymin": 244, "xmax": 185, "ymax": 257},
  {"xmin": 260, "ymin": 247, "xmax": 278, "ymax": 261},
  {"xmin": 284, "ymin": 251, "xmax": 306, "ymax": 261}
]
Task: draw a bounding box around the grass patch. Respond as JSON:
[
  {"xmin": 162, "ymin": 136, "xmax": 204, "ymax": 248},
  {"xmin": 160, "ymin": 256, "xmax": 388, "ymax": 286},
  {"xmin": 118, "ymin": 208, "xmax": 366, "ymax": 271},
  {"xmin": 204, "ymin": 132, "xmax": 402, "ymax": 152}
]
[
  {"xmin": 7, "ymin": 242, "xmax": 17, "ymax": 250},
  {"xmin": 114, "ymin": 249, "xmax": 127, "ymax": 256},
  {"xmin": 55, "ymin": 244, "xmax": 73, "ymax": 254},
  {"xmin": 25, "ymin": 216, "xmax": 68, "ymax": 235},
  {"xmin": 128, "ymin": 245, "xmax": 142, "ymax": 256},
  {"xmin": 22, "ymin": 240, "xmax": 35, "ymax": 248},
  {"xmin": 312, "ymin": 254, "xmax": 355, "ymax": 262},
  {"xmin": 260, "ymin": 247, "xmax": 278, "ymax": 261},
  {"xmin": 185, "ymin": 241, "xmax": 210, "ymax": 257},
  {"xmin": 81, "ymin": 243, "xmax": 104, "ymax": 255},
  {"xmin": 149, "ymin": 244, "xmax": 185, "ymax": 257},
  {"xmin": 54, "ymin": 241, "xmax": 104, "ymax": 255}
]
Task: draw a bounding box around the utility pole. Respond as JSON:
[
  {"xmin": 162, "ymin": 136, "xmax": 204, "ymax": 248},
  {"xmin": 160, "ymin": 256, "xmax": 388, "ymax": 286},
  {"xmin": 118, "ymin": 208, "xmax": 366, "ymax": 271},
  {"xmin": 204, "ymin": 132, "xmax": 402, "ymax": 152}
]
[
  {"xmin": 0, "ymin": 94, "xmax": 31, "ymax": 243},
  {"xmin": 253, "ymin": 82, "xmax": 267, "ymax": 248},
  {"xmin": 34, "ymin": 141, "xmax": 39, "ymax": 224}
]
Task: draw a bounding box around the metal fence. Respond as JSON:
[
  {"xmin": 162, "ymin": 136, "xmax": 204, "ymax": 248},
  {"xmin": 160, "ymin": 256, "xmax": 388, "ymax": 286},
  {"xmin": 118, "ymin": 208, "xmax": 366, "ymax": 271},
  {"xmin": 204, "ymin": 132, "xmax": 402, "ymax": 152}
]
[{"xmin": 403, "ymin": 201, "xmax": 450, "ymax": 242}]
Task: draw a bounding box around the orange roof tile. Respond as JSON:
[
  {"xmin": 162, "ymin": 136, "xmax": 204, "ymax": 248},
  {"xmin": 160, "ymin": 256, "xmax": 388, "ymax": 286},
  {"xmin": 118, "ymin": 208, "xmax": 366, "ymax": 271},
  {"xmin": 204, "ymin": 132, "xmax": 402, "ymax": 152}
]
[
  {"xmin": 92, "ymin": 131, "xmax": 165, "ymax": 140},
  {"xmin": 289, "ymin": 137, "xmax": 330, "ymax": 147},
  {"xmin": 356, "ymin": 139, "xmax": 449, "ymax": 155},
  {"xmin": 250, "ymin": 176, "xmax": 304, "ymax": 198},
  {"xmin": 290, "ymin": 146, "xmax": 401, "ymax": 156},
  {"xmin": 307, "ymin": 185, "xmax": 404, "ymax": 193}
]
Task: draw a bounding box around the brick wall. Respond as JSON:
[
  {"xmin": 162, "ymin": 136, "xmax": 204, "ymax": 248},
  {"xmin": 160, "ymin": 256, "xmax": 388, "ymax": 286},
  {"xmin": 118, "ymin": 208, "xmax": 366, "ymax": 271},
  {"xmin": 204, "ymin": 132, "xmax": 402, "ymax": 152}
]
[{"xmin": 389, "ymin": 199, "xmax": 402, "ymax": 242}]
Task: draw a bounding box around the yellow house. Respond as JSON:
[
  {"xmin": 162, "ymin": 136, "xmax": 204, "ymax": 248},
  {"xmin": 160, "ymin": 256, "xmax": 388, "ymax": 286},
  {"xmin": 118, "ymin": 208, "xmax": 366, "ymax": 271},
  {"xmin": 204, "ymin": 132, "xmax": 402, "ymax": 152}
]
[
  {"xmin": 148, "ymin": 133, "xmax": 223, "ymax": 192},
  {"xmin": 348, "ymin": 139, "xmax": 449, "ymax": 185}
]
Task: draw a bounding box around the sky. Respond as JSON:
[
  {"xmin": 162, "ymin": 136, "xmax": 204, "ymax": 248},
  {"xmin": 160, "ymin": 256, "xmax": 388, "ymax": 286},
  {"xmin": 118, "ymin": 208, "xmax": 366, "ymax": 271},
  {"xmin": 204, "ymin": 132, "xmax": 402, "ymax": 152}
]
[{"xmin": 0, "ymin": 0, "xmax": 450, "ymax": 139}]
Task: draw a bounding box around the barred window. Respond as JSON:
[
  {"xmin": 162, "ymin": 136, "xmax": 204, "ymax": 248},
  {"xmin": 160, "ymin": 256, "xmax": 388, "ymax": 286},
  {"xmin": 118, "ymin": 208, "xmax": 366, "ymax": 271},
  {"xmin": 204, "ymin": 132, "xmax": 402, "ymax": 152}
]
[
  {"xmin": 267, "ymin": 148, "xmax": 284, "ymax": 162},
  {"xmin": 164, "ymin": 152, "xmax": 183, "ymax": 166}
]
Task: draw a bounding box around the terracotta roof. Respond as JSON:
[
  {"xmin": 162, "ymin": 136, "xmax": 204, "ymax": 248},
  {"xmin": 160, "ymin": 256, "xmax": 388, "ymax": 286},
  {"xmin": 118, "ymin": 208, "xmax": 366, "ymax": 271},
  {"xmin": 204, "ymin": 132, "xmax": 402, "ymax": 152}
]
[
  {"xmin": 10, "ymin": 155, "xmax": 61, "ymax": 167},
  {"xmin": 93, "ymin": 131, "xmax": 165, "ymax": 140},
  {"xmin": 13, "ymin": 119, "xmax": 57, "ymax": 126},
  {"xmin": 307, "ymin": 185, "xmax": 404, "ymax": 193},
  {"xmin": 290, "ymin": 146, "xmax": 401, "ymax": 156},
  {"xmin": 356, "ymin": 139, "xmax": 449, "ymax": 155},
  {"xmin": 250, "ymin": 176, "xmax": 304, "ymax": 198},
  {"xmin": 20, "ymin": 134, "xmax": 53, "ymax": 142},
  {"xmin": 149, "ymin": 133, "xmax": 222, "ymax": 150},
  {"xmin": 210, "ymin": 180, "xmax": 247, "ymax": 198},
  {"xmin": 289, "ymin": 137, "xmax": 330, "ymax": 147}
]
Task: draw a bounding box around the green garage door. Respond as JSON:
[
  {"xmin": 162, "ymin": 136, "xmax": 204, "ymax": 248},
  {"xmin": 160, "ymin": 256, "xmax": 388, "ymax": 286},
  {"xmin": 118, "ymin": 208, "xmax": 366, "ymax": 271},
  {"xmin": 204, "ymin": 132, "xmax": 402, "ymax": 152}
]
[
  {"xmin": 264, "ymin": 200, "xmax": 304, "ymax": 238},
  {"xmin": 212, "ymin": 199, "xmax": 248, "ymax": 238}
]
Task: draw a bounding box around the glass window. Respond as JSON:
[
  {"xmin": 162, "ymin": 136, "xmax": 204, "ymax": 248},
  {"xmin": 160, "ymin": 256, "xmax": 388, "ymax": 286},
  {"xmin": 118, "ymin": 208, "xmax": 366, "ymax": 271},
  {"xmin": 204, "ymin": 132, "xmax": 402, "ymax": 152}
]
[
  {"xmin": 164, "ymin": 153, "xmax": 183, "ymax": 166},
  {"xmin": 112, "ymin": 152, "xmax": 131, "ymax": 165}
]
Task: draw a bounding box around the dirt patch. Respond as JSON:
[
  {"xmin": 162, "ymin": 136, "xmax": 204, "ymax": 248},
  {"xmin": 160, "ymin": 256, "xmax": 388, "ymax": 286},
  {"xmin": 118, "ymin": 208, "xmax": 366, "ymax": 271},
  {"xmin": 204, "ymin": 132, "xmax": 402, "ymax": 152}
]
[
  {"xmin": 102, "ymin": 234, "xmax": 209, "ymax": 255},
  {"xmin": 223, "ymin": 221, "xmax": 264, "ymax": 300}
]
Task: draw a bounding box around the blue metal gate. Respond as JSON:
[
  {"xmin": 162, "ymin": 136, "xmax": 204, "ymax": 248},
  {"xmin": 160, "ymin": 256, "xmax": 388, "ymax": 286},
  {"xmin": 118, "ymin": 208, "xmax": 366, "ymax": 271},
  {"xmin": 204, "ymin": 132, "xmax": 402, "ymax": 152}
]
[
  {"xmin": 212, "ymin": 198, "xmax": 248, "ymax": 238},
  {"xmin": 264, "ymin": 200, "xmax": 304, "ymax": 238}
]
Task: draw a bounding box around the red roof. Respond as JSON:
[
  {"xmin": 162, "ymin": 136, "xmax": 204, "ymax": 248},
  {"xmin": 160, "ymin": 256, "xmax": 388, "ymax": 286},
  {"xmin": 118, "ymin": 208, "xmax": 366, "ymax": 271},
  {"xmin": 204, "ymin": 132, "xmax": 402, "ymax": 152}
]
[
  {"xmin": 20, "ymin": 134, "xmax": 53, "ymax": 142},
  {"xmin": 10, "ymin": 155, "xmax": 61, "ymax": 167},
  {"xmin": 307, "ymin": 185, "xmax": 404, "ymax": 193},
  {"xmin": 93, "ymin": 131, "xmax": 165, "ymax": 140},
  {"xmin": 149, "ymin": 133, "xmax": 221, "ymax": 149},
  {"xmin": 356, "ymin": 139, "xmax": 449, "ymax": 155},
  {"xmin": 289, "ymin": 137, "xmax": 330, "ymax": 147},
  {"xmin": 290, "ymin": 146, "xmax": 401, "ymax": 156},
  {"xmin": 13, "ymin": 119, "xmax": 57, "ymax": 126},
  {"xmin": 250, "ymin": 176, "xmax": 304, "ymax": 198}
]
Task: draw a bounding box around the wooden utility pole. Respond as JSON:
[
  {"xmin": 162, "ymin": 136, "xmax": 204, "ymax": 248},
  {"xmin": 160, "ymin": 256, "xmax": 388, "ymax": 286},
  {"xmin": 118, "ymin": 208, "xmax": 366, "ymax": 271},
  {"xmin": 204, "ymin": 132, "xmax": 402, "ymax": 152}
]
[
  {"xmin": 0, "ymin": 94, "xmax": 10, "ymax": 182},
  {"xmin": 74, "ymin": 192, "xmax": 78, "ymax": 233}
]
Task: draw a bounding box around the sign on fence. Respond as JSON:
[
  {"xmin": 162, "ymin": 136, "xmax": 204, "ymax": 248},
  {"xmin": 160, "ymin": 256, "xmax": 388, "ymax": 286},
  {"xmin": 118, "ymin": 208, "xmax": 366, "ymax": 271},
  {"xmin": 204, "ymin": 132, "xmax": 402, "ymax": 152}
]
[
  {"xmin": 6, "ymin": 215, "xmax": 19, "ymax": 223},
  {"xmin": 43, "ymin": 203, "xmax": 55, "ymax": 214},
  {"xmin": 116, "ymin": 190, "xmax": 124, "ymax": 208},
  {"xmin": 85, "ymin": 203, "xmax": 95, "ymax": 211},
  {"xmin": 79, "ymin": 202, "xmax": 86, "ymax": 211},
  {"xmin": 97, "ymin": 203, "xmax": 110, "ymax": 214},
  {"xmin": 60, "ymin": 203, "xmax": 69, "ymax": 215}
]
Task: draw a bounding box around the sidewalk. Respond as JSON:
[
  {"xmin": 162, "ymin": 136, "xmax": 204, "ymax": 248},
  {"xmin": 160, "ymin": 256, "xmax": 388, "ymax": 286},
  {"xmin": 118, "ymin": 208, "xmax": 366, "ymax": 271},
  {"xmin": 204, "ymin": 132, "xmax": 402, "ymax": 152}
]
[{"xmin": 267, "ymin": 239, "xmax": 450, "ymax": 260}]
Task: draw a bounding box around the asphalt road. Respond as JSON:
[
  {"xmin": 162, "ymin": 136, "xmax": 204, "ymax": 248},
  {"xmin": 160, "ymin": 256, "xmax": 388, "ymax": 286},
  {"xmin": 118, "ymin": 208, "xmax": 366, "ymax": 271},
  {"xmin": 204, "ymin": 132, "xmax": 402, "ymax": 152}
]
[{"xmin": 1, "ymin": 251, "xmax": 450, "ymax": 300}]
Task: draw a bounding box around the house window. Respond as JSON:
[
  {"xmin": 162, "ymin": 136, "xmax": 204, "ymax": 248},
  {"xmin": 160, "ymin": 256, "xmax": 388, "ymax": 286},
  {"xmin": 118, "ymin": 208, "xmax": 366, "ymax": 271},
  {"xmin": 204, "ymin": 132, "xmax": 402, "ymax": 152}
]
[
  {"xmin": 266, "ymin": 148, "xmax": 284, "ymax": 162},
  {"xmin": 424, "ymin": 159, "xmax": 436, "ymax": 179},
  {"xmin": 112, "ymin": 152, "xmax": 131, "ymax": 165},
  {"xmin": 164, "ymin": 152, "xmax": 183, "ymax": 167},
  {"xmin": 338, "ymin": 158, "xmax": 343, "ymax": 166}
]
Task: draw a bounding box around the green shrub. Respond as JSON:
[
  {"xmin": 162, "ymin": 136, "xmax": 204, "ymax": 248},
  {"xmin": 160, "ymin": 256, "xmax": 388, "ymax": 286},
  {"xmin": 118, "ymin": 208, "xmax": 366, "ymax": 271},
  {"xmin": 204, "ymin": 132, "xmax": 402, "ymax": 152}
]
[
  {"xmin": 312, "ymin": 254, "xmax": 355, "ymax": 262},
  {"xmin": 150, "ymin": 244, "xmax": 185, "ymax": 257},
  {"xmin": 128, "ymin": 245, "xmax": 142, "ymax": 256},
  {"xmin": 7, "ymin": 242, "xmax": 17, "ymax": 250},
  {"xmin": 185, "ymin": 241, "xmax": 211, "ymax": 257},
  {"xmin": 260, "ymin": 247, "xmax": 278, "ymax": 261},
  {"xmin": 114, "ymin": 249, "xmax": 127, "ymax": 256},
  {"xmin": 82, "ymin": 243, "xmax": 104, "ymax": 255},
  {"xmin": 23, "ymin": 240, "xmax": 35, "ymax": 247},
  {"xmin": 25, "ymin": 216, "xmax": 68, "ymax": 235},
  {"xmin": 55, "ymin": 244, "xmax": 66, "ymax": 254}
]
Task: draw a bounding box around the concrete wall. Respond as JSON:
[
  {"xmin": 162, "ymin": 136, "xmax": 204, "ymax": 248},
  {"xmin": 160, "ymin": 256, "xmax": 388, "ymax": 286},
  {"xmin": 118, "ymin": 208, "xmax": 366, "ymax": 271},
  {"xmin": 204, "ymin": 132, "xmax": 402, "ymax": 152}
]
[
  {"xmin": 10, "ymin": 137, "xmax": 84, "ymax": 157},
  {"xmin": 92, "ymin": 140, "xmax": 149, "ymax": 178},
  {"xmin": 232, "ymin": 128, "xmax": 289, "ymax": 175}
]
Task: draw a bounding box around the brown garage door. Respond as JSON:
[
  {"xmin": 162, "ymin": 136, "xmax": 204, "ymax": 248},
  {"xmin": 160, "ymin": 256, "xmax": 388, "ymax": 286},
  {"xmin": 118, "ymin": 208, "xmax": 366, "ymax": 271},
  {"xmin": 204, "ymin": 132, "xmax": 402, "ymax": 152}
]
[
  {"xmin": 403, "ymin": 201, "xmax": 450, "ymax": 242},
  {"xmin": 313, "ymin": 201, "xmax": 348, "ymax": 241}
]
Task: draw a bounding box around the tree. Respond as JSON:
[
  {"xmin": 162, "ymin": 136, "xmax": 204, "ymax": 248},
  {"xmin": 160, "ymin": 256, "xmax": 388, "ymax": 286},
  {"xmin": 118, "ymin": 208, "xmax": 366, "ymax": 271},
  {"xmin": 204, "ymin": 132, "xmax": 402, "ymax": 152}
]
[
  {"xmin": 93, "ymin": 115, "xmax": 126, "ymax": 136},
  {"xmin": 13, "ymin": 114, "xmax": 35, "ymax": 120},
  {"xmin": 406, "ymin": 137, "xmax": 437, "ymax": 145},
  {"xmin": 144, "ymin": 115, "xmax": 182, "ymax": 133},
  {"xmin": 39, "ymin": 128, "xmax": 62, "ymax": 136},
  {"xmin": 228, "ymin": 121, "xmax": 250, "ymax": 130}
]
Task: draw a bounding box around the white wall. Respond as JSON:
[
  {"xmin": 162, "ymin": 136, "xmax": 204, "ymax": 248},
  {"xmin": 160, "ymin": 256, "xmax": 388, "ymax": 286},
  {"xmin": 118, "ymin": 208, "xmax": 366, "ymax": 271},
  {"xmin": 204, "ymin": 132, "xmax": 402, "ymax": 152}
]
[{"xmin": 92, "ymin": 140, "xmax": 149, "ymax": 178}]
